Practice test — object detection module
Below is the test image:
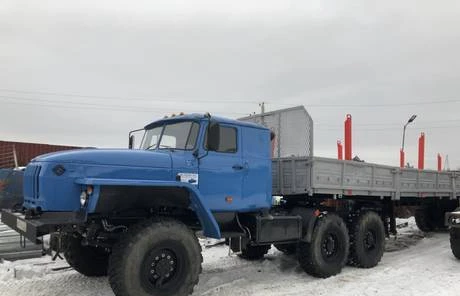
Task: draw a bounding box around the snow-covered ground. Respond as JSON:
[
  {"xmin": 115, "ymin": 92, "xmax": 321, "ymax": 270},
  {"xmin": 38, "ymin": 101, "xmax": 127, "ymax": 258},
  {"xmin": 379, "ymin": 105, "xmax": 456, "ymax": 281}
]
[{"xmin": 0, "ymin": 218, "xmax": 459, "ymax": 296}]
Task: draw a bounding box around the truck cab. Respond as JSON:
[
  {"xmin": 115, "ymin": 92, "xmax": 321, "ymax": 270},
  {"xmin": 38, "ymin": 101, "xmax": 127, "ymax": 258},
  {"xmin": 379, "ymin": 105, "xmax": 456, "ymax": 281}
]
[{"xmin": 13, "ymin": 113, "xmax": 273, "ymax": 240}]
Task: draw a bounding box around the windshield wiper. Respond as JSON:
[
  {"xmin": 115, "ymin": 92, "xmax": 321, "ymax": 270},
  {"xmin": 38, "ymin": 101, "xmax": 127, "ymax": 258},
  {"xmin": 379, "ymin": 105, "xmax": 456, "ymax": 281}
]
[
  {"xmin": 145, "ymin": 143, "xmax": 158, "ymax": 150},
  {"xmin": 159, "ymin": 144, "xmax": 175, "ymax": 151}
]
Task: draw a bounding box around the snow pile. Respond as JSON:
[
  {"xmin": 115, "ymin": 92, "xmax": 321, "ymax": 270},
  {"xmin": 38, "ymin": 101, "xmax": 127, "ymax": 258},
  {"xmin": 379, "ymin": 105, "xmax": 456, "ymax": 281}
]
[
  {"xmin": 0, "ymin": 218, "xmax": 459, "ymax": 296},
  {"xmin": 0, "ymin": 259, "xmax": 15, "ymax": 281},
  {"xmin": 0, "ymin": 257, "xmax": 70, "ymax": 281}
]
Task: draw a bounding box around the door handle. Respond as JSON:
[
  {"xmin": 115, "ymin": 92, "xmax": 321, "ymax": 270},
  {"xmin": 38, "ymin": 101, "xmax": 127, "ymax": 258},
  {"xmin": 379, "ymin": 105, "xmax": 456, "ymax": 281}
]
[{"xmin": 232, "ymin": 164, "xmax": 244, "ymax": 170}]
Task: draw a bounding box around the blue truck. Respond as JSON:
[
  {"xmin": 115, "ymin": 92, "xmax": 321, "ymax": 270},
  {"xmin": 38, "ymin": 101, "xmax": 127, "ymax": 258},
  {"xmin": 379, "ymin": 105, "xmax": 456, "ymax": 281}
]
[{"xmin": 2, "ymin": 107, "xmax": 459, "ymax": 296}]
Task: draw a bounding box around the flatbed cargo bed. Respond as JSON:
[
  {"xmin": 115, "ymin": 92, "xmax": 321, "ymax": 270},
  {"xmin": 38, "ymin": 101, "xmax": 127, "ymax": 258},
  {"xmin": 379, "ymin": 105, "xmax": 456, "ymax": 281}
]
[{"xmin": 273, "ymin": 156, "xmax": 459, "ymax": 200}]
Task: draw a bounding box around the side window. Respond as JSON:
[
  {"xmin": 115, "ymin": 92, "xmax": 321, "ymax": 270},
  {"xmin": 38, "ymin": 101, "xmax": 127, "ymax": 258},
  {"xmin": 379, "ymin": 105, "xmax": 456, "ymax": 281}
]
[
  {"xmin": 204, "ymin": 125, "xmax": 238, "ymax": 153},
  {"xmin": 218, "ymin": 126, "xmax": 237, "ymax": 153}
]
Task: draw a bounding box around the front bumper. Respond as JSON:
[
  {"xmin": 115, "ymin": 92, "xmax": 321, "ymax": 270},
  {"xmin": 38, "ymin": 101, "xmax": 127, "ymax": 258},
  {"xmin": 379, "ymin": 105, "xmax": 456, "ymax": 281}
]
[
  {"xmin": 0, "ymin": 195, "xmax": 23, "ymax": 210},
  {"xmin": 445, "ymin": 211, "xmax": 460, "ymax": 228},
  {"xmin": 1, "ymin": 210, "xmax": 86, "ymax": 243}
]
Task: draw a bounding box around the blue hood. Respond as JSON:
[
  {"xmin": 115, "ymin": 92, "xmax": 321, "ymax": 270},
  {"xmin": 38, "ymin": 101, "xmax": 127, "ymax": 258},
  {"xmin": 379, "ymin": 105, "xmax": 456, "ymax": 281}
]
[{"xmin": 33, "ymin": 149, "xmax": 171, "ymax": 168}]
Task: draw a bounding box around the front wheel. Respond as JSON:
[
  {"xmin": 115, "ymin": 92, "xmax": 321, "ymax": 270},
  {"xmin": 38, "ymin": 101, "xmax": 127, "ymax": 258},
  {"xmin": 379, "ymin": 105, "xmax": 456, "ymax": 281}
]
[
  {"xmin": 451, "ymin": 228, "xmax": 460, "ymax": 259},
  {"xmin": 297, "ymin": 214, "xmax": 349, "ymax": 278},
  {"xmin": 108, "ymin": 218, "xmax": 202, "ymax": 296},
  {"xmin": 450, "ymin": 209, "xmax": 460, "ymax": 260}
]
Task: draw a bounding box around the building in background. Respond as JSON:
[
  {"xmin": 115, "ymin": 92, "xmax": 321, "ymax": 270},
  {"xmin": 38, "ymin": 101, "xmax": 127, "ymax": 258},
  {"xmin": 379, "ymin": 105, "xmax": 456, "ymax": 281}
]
[{"xmin": 0, "ymin": 140, "xmax": 80, "ymax": 169}]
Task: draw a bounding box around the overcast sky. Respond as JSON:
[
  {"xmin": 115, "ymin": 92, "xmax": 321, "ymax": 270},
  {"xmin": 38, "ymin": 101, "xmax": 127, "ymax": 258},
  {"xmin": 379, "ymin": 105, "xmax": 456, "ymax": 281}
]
[{"xmin": 1, "ymin": 0, "xmax": 460, "ymax": 169}]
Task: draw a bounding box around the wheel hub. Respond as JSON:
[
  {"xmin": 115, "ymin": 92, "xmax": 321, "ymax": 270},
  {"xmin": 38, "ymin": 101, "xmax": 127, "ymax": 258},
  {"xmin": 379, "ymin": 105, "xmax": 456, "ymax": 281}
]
[
  {"xmin": 147, "ymin": 249, "xmax": 177, "ymax": 287},
  {"xmin": 322, "ymin": 234, "xmax": 338, "ymax": 257},
  {"xmin": 364, "ymin": 230, "xmax": 376, "ymax": 250}
]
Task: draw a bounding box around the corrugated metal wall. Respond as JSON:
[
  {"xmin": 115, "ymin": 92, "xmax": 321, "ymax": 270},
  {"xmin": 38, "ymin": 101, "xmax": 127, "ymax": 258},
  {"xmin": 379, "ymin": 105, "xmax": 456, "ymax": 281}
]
[
  {"xmin": 0, "ymin": 141, "xmax": 80, "ymax": 168},
  {"xmin": 239, "ymin": 106, "xmax": 314, "ymax": 158}
]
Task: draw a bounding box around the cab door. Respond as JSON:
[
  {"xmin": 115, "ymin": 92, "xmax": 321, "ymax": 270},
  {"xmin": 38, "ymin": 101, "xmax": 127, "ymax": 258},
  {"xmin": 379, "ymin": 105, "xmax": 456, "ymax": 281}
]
[
  {"xmin": 198, "ymin": 124, "xmax": 244, "ymax": 211},
  {"xmin": 241, "ymin": 127, "xmax": 272, "ymax": 209}
]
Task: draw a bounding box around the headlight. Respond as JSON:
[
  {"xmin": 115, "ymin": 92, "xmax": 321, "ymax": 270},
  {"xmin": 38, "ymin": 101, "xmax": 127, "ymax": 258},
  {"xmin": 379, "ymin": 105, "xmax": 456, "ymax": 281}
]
[
  {"xmin": 80, "ymin": 191, "xmax": 88, "ymax": 207},
  {"xmin": 80, "ymin": 186, "xmax": 94, "ymax": 207}
]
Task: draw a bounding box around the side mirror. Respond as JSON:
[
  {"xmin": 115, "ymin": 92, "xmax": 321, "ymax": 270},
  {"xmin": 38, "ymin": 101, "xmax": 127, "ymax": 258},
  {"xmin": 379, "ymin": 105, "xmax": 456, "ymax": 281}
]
[
  {"xmin": 129, "ymin": 135, "xmax": 135, "ymax": 149},
  {"xmin": 206, "ymin": 121, "xmax": 220, "ymax": 151}
]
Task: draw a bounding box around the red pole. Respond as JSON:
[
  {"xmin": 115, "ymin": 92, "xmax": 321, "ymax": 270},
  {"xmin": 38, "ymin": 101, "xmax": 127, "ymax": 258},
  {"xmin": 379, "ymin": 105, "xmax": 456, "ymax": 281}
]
[
  {"xmin": 437, "ymin": 153, "xmax": 442, "ymax": 171},
  {"xmin": 400, "ymin": 149, "xmax": 405, "ymax": 168},
  {"xmin": 337, "ymin": 140, "xmax": 343, "ymax": 160},
  {"xmin": 344, "ymin": 114, "xmax": 352, "ymax": 160},
  {"xmin": 418, "ymin": 132, "xmax": 425, "ymax": 170}
]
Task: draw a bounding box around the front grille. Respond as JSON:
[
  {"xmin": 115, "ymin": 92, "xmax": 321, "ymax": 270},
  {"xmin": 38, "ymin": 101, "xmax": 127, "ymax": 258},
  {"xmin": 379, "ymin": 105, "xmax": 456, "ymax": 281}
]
[{"xmin": 28, "ymin": 165, "xmax": 42, "ymax": 199}]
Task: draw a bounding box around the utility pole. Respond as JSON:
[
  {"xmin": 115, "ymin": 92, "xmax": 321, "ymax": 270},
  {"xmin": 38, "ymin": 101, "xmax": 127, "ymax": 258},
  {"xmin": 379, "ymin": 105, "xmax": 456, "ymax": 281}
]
[
  {"xmin": 259, "ymin": 102, "xmax": 265, "ymax": 125},
  {"xmin": 259, "ymin": 102, "xmax": 265, "ymax": 115},
  {"xmin": 400, "ymin": 115, "xmax": 417, "ymax": 168}
]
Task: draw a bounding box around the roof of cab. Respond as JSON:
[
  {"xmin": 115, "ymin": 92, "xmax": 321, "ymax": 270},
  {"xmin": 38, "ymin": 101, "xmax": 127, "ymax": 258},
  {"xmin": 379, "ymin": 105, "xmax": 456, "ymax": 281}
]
[{"xmin": 144, "ymin": 113, "xmax": 267, "ymax": 131}]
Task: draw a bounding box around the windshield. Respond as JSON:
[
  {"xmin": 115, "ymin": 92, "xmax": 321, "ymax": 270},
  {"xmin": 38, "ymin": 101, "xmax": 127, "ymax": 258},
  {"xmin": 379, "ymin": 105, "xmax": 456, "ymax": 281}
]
[{"xmin": 140, "ymin": 121, "xmax": 200, "ymax": 150}]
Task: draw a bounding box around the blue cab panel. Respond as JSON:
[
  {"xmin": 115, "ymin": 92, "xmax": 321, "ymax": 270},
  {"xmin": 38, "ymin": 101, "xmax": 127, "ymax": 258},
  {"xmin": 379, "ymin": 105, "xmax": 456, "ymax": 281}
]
[{"xmin": 22, "ymin": 113, "xmax": 272, "ymax": 238}]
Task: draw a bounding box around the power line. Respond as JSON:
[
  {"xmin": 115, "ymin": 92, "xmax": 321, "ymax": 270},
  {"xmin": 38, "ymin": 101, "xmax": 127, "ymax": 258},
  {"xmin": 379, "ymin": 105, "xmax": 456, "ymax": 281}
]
[
  {"xmin": 3, "ymin": 95, "xmax": 460, "ymax": 129},
  {"xmin": 310, "ymin": 100, "xmax": 460, "ymax": 107},
  {"xmin": 0, "ymin": 88, "xmax": 260, "ymax": 104},
  {"xmin": 269, "ymin": 99, "xmax": 460, "ymax": 108},
  {"xmin": 4, "ymin": 88, "xmax": 460, "ymax": 108},
  {"xmin": 317, "ymin": 125, "xmax": 460, "ymax": 132},
  {"xmin": 0, "ymin": 96, "xmax": 249, "ymax": 117},
  {"xmin": 0, "ymin": 95, "xmax": 235, "ymax": 112},
  {"xmin": 316, "ymin": 118, "xmax": 460, "ymax": 128}
]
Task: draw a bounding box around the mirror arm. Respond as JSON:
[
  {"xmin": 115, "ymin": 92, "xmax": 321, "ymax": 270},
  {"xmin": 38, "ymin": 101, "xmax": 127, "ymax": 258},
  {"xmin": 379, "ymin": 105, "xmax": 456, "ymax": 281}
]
[
  {"xmin": 197, "ymin": 118, "xmax": 212, "ymax": 159},
  {"xmin": 129, "ymin": 136, "xmax": 134, "ymax": 149},
  {"xmin": 128, "ymin": 127, "xmax": 145, "ymax": 149}
]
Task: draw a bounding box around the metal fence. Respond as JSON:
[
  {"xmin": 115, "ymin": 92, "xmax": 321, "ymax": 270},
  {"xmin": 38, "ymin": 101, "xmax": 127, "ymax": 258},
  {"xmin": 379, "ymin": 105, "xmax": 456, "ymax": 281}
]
[{"xmin": 0, "ymin": 143, "xmax": 17, "ymax": 169}]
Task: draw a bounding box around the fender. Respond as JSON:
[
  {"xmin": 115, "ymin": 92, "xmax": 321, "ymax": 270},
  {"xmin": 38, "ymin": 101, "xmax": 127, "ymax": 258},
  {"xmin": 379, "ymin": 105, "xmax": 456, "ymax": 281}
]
[
  {"xmin": 290, "ymin": 207, "xmax": 320, "ymax": 243},
  {"xmin": 75, "ymin": 178, "xmax": 221, "ymax": 239}
]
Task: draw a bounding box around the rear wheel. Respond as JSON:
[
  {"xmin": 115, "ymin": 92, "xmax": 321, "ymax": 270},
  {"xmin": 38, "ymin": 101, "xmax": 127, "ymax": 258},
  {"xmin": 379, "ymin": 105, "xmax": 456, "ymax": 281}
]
[
  {"xmin": 108, "ymin": 218, "xmax": 202, "ymax": 296},
  {"xmin": 348, "ymin": 211, "xmax": 385, "ymax": 268},
  {"xmin": 297, "ymin": 214, "xmax": 349, "ymax": 278},
  {"xmin": 64, "ymin": 235, "xmax": 109, "ymax": 277}
]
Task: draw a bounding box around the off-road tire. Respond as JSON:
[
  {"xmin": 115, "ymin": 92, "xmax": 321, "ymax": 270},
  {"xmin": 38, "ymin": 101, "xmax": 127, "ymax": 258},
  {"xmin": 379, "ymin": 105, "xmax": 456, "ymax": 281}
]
[
  {"xmin": 297, "ymin": 214, "xmax": 349, "ymax": 278},
  {"xmin": 415, "ymin": 207, "xmax": 435, "ymax": 232},
  {"xmin": 450, "ymin": 225, "xmax": 460, "ymax": 260},
  {"xmin": 63, "ymin": 235, "xmax": 109, "ymax": 277},
  {"xmin": 450, "ymin": 231, "xmax": 460, "ymax": 259},
  {"xmin": 108, "ymin": 218, "xmax": 202, "ymax": 296},
  {"xmin": 348, "ymin": 211, "xmax": 385, "ymax": 268},
  {"xmin": 274, "ymin": 243, "xmax": 297, "ymax": 255},
  {"xmin": 238, "ymin": 245, "xmax": 270, "ymax": 260}
]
